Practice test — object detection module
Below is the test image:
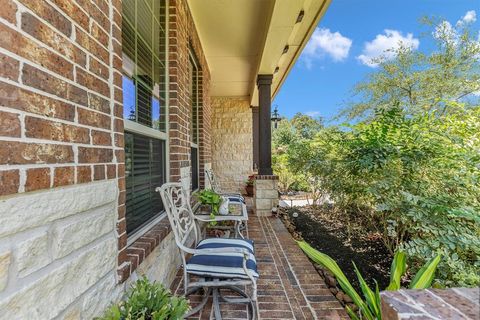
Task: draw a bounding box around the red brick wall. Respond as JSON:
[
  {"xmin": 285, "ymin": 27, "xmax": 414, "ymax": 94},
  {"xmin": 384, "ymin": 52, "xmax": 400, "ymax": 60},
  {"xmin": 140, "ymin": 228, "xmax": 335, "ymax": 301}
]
[
  {"xmin": 0, "ymin": 0, "xmax": 212, "ymax": 285},
  {"xmin": 168, "ymin": 0, "xmax": 211, "ymax": 187},
  {"xmin": 0, "ymin": 0, "xmax": 123, "ymax": 196}
]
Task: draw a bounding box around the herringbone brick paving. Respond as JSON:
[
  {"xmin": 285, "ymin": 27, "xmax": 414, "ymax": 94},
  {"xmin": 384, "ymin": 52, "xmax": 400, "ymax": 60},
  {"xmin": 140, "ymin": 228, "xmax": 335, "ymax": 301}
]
[{"xmin": 171, "ymin": 204, "xmax": 348, "ymax": 320}]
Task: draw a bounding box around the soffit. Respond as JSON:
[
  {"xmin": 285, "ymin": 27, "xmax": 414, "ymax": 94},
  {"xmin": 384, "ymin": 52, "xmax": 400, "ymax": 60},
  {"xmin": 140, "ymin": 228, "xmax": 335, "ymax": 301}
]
[{"xmin": 187, "ymin": 0, "xmax": 331, "ymax": 104}]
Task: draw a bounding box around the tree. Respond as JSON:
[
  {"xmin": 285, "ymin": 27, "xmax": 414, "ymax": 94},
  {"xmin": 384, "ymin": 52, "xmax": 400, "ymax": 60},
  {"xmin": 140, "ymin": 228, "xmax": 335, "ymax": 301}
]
[
  {"xmin": 272, "ymin": 118, "xmax": 297, "ymax": 151},
  {"xmin": 343, "ymin": 19, "xmax": 480, "ymax": 120},
  {"xmin": 291, "ymin": 113, "xmax": 324, "ymax": 139}
]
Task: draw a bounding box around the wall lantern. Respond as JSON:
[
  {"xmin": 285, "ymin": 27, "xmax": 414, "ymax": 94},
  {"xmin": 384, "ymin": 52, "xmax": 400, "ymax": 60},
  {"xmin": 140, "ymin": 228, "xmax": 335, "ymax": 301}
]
[{"xmin": 271, "ymin": 105, "xmax": 281, "ymax": 129}]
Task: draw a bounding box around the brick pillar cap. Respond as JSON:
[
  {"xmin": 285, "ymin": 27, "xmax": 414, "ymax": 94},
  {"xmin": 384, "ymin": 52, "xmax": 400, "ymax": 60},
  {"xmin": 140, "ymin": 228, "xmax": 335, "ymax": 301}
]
[{"xmin": 255, "ymin": 174, "xmax": 278, "ymax": 180}]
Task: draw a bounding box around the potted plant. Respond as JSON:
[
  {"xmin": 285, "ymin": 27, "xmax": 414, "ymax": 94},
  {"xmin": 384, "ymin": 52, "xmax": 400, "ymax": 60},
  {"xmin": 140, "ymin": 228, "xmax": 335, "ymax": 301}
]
[
  {"xmin": 97, "ymin": 276, "xmax": 189, "ymax": 320},
  {"xmin": 196, "ymin": 189, "xmax": 228, "ymax": 220},
  {"xmin": 245, "ymin": 175, "xmax": 255, "ymax": 196}
]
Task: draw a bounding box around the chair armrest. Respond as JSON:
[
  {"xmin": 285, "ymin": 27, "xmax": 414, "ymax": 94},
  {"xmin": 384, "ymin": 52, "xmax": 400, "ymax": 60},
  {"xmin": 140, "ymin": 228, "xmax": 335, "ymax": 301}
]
[{"xmin": 194, "ymin": 215, "xmax": 216, "ymax": 222}]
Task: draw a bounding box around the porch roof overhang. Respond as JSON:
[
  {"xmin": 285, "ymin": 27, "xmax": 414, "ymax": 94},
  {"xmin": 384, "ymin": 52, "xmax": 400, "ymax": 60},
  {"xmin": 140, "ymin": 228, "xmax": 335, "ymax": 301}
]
[{"xmin": 187, "ymin": 0, "xmax": 331, "ymax": 106}]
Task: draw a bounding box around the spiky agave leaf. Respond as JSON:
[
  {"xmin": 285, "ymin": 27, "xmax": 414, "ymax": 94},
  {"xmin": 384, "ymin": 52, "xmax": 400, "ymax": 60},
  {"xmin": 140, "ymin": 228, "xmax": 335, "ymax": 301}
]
[
  {"xmin": 297, "ymin": 241, "xmax": 375, "ymax": 320},
  {"xmin": 386, "ymin": 251, "xmax": 407, "ymax": 291},
  {"xmin": 410, "ymin": 255, "xmax": 441, "ymax": 289}
]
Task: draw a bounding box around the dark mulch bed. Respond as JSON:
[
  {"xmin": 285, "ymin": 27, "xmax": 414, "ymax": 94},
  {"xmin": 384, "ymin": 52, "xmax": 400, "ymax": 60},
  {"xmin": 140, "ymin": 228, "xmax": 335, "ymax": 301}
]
[{"xmin": 281, "ymin": 205, "xmax": 392, "ymax": 292}]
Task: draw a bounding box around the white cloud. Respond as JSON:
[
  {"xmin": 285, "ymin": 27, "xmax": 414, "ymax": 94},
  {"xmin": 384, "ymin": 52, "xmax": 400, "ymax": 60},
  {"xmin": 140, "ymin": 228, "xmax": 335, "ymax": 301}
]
[
  {"xmin": 457, "ymin": 10, "xmax": 477, "ymax": 26},
  {"xmin": 302, "ymin": 28, "xmax": 352, "ymax": 67},
  {"xmin": 357, "ymin": 30, "xmax": 420, "ymax": 67},
  {"xmin": 305, "ymin": 111, "xmax": 321, "ymax": 117}
]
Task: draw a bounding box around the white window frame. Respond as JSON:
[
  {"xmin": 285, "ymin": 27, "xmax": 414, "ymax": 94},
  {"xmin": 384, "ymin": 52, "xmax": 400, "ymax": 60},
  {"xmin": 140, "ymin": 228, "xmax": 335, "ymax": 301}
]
[{"xmin": 122, "ymin": 1, "xmax": 170, "ymax": 245}]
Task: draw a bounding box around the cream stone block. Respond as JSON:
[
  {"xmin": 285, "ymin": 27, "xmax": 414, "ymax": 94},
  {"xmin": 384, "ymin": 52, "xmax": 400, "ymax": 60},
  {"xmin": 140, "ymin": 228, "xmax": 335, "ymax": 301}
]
[
  {"xmin": 0, "ymin": 250, "xmax": 11, "ymax": 292},
  {"xmin": 135, "ymin": 233, "xmax": 180, "ymax": 286},
  {"xmin": 255, "ymin": 180, "xmax": 276, "ymax": 190},
  {"xmin": 255, "ymin": 189, "xmax": 279, "ymax": 199},
  {"xmin": 0, "ymin": 181, "xmax": 117, "ymax": 238},
  {"xmin": 51, "ymin": 203, "xmax": 116, "ymax": 259},
  {"xmin": 0, "ymin": 238, "xmax": 116, "ymax": 320},
  {"xmin": 62, "ymin": 304, "xmax": 81, "ymax": 320},
  {"xmin": 16, "ymin": 231, "xmax": 51, "ymax": 278},
  {"xmin": 82, "ymin": 272, "xmax": 123, "ymax": 319}
]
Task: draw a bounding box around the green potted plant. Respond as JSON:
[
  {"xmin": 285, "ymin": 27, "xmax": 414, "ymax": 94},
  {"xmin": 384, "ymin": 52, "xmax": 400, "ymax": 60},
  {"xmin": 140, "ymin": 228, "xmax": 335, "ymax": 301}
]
[
  {"xmin": 196, "ymin": 189, "xmax": 229, "ymax": 220},
  {"xmin": 97, "ymin": 276, "xmax": 189, "ymax": 320},
  {"xmin": 245, "ymin": 175, "xmax": 255, "ymax": 196}
]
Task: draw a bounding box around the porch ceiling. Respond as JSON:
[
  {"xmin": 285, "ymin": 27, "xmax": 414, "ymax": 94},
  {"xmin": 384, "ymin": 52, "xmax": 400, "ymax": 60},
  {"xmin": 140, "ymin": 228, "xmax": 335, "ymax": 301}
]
[{"xmin": 187, "ymin": 0, "xmax": 331, "ymax": 105}]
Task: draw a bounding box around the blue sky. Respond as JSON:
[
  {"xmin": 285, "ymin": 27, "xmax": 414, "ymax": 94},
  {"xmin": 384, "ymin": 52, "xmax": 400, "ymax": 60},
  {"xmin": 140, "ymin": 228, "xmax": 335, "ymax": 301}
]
[{"xmin": 273, "ymin": 0, "xmax": 479, "ymax": 124}]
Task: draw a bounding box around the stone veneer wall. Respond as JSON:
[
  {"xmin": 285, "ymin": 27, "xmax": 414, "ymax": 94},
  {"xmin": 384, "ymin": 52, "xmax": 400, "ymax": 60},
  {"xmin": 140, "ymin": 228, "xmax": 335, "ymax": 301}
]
[
  {"xmin": 0, "ymin": 0, "xmax": 212, "ymax": 318},
  {"xmin": 211, "ymin": 97, "xmax": 253, "ymax": 193}
]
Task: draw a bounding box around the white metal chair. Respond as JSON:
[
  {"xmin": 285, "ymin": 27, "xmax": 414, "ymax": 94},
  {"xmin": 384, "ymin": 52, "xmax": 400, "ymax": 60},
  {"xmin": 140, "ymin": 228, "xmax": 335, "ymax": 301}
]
[
  {"xmin": 205, "ymin": 169, "xmax": 245, "ymax": 204},
  {"xmin": 157, "ymin": 183, "xmax": 258, "ymax": 319}
]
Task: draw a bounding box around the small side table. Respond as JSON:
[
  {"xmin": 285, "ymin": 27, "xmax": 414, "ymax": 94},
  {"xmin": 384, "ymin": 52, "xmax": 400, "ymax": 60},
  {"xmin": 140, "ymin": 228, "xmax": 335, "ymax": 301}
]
[{"xmin": 195, "ymin": 202, "xmax": 248, "ymax": 238}]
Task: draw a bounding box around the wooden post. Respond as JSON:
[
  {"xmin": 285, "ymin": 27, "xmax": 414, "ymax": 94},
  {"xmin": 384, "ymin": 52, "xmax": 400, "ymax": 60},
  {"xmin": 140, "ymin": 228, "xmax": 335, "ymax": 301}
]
[
  {"xmin": 251, "ymin": 106, "xmax": 259, "ymax": 171},
  {"xmin": 256, "ymin": 75, "xmax": 273, "ymax": 176}
]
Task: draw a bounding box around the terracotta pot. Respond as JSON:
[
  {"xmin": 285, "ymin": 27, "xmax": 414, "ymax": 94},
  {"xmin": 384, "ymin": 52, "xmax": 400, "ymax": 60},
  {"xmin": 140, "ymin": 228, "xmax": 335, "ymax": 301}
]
[{"xmin": 245, "ymin": 184, "xmax": 254, "ymax": 196}]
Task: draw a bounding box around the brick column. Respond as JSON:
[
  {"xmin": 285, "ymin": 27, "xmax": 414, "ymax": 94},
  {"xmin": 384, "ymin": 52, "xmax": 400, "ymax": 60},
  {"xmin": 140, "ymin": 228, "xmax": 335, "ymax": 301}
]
[{"xmin": 253, "ymin": 175, "xmax": 279, "ymax": 216}]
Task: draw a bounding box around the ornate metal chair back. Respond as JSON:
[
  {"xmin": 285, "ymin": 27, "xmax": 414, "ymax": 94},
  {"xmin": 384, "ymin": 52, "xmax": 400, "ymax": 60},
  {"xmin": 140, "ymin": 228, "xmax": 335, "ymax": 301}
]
[
  {"xmin": 205, "ymin": 168, "xmax": 221, "ymax": 193},
  {"xmin": 157, "ymin": 183, "xmax": 199, "ymax": 255}
]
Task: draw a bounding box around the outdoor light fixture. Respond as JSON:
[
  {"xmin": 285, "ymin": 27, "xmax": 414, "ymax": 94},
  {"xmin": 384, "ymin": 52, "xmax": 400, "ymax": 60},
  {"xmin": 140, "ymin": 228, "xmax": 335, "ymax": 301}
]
[
  {"xmin": 271, "ymin": 105, "xmax": 281, "ymax": 129},
  {"xmin": 283, "ymin": 45, "xmax": 289, "ymax": 54},
  {"xmin": 296, "ymin": 10, "xmax": 305, "ymax": 23}
]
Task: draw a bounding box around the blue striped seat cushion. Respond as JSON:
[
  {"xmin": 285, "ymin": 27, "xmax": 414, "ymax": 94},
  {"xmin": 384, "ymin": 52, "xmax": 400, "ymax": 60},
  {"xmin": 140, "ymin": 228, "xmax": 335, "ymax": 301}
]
[
  {"xmin": 196, "ymin": 238, "xmax": 254, "ymax": 254},
  {"xmin": 227, "ymin": 196, "xmax": 245, "ymax": 204},
  {"xmin": 187, "ymin": 238, "xmax": 258, "ymax": 279}
]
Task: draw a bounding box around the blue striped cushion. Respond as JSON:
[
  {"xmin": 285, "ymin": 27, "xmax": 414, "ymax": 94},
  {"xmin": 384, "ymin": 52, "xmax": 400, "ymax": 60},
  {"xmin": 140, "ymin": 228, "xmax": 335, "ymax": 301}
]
[
  {"xmin": 196, "ymin": 238, "xmax": 254, "ymax": 254},
  {"xmin": 187, "ymin": 238, "xmax": 258, "ymax": 279},
  {"xmin": 227, "ymin": 196, "xmax": 245, "ymax": 204}
]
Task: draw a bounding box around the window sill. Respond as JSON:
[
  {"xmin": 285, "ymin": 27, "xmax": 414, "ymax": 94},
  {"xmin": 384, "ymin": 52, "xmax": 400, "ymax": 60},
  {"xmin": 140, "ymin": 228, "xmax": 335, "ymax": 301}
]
[
  {"xmin": 117, "ymin": 216, "xmax": 172, "ymax": 283},
  {"xmin": 127, "ymin": 213, "xmax": 166, "ymax": 247}
]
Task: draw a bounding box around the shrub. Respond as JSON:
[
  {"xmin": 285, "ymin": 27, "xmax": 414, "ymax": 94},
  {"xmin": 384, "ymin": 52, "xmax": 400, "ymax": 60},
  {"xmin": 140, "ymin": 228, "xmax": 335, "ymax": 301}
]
[
  {"xmin": 288, "ymin": 107, "xmax": 480, "ymax": 287},
  {"xmin": 98, "ymin": 277, "xmax": 189, "ymax": 320}
]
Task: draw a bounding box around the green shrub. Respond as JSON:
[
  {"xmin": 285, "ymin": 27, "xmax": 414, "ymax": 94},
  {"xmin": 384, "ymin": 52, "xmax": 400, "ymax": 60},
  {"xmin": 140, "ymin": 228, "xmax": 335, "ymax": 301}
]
[
  {"xmin": 288, "ymin": 106, "xmax": 480, "ymax": 287},
  {"xmin": 98, "ymin": 277, "xmax": 189, "ymax": 320}
]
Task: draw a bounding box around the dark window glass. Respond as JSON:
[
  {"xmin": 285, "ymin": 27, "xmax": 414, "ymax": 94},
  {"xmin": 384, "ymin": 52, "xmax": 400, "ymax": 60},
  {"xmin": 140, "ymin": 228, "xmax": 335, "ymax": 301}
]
[
  {"xmin": 125, "ymin": 132, "xmax": 166, "ymax": 234},
  {"xmin": 191, "ymin": 147, "xmax": 198, "ymax": 191},
  {"xmin": 189, "ymin": 51, "xmax": 200, "ymax": 190}
]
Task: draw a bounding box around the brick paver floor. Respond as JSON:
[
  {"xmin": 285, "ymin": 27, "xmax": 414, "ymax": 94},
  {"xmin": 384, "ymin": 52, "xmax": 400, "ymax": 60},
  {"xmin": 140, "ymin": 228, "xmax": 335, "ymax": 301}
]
[{"xmin": 171, "ymin": 207, "xmax": 349, "ymax": 320}]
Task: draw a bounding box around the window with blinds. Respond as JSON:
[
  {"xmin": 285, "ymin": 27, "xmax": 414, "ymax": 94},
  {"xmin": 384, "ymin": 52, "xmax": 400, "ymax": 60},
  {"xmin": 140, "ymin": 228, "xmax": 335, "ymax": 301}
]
[
  {"xmin": 125, "ymin": 133, "xmax": 166, "ymax": 234},
  {"xmin": 122, "ymin": 0, "xmax": 168, "ymax": 236},
  {"xmin": 189, "ymin": 50, "xmax": 200, "ymax": 191},
  {"xmin": 122, "ymin": 0, "xmax": 166, "ymax": 132}
]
